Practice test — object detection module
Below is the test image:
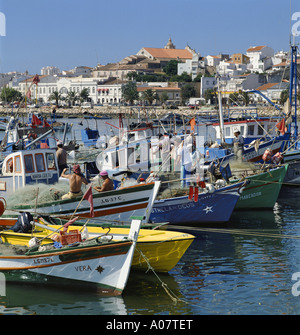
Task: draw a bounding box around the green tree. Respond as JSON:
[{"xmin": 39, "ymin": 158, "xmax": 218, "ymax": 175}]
[
  {"xmin": 159, "ymin": 92, "xmax": 169, "ymax": 104},
  {"xmin": 163, "ymin": 60, "xmax": 181, "ymax": 76},
  {"xmin": 229, "ymin": 91, "xmax": 249, "ymax": 106},
  {"xmin": 142, "ymin": 89, "xmax": 158, "ymax": 105},
  {"xmin": 79, "ymin": 88, "xmax": 90, "ymax": 103},
  {"xmin": 122, "ymin": 82, "xmax": 138, "ymax": 105},
  {"xmin": 204, "ymin": 88, "xmax": 217, "ymax": 104},
  {"xmin": 66, "ymin": 91, "xmax": 79, "ymax": 106},
  {"xmin": 0, "ymin": 87, "xmax": 23, "ymax": 103},
  {"xmin": 181, "ymin": 84, "xmax": 196, "ymax": 104},
  {"xmin": 280, "ymin": 89, "xmax": 289, "ymax": 105},
  {"xmin": 48, "ymin": 91, "xmax": 62, "ymax": 106}
]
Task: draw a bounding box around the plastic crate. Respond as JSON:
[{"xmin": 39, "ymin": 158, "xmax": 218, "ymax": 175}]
[{"xmin": 60, "ymin": 230, "xmax": 82, "ymax": 245}]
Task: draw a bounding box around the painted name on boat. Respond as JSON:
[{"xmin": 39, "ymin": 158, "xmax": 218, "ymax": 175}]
[
  {"xmin": 240, "ymin": 191, "xmax": 262, "ymax": 200},
  {"xmin": 33, "ymin": 257, "xmax": 54, "ymax": 265},
  {"xmin": 152, "ymin": 202, "xmax": 196, "ymax": 213},
  {"xmin": 99, "ymin": 195, "xmax": 122, "ymax": 205}
]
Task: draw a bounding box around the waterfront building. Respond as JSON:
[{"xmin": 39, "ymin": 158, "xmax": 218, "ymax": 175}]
[{"xmin": 137, "ymin": 83, "xmax": 181, "ymax": 104}]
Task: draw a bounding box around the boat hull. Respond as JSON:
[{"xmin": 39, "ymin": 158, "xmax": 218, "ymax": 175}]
[
  {"xmin": 0, "ymin": 240, "xmax": 134, "ymax": 295},
  {"xmin": 150, "ymin": 182, "xmax": 244, "ymax": 225},
  {"xmin": 0, "ymin": 222, "xmax": 195, "ymax": 273},
  {"xmin": 234, "ymin": 164, "xmax": 288, "ymax": 209},
  {"xmin": 4, "ymin": 182, "xmax": 160, "ymax": 225}
]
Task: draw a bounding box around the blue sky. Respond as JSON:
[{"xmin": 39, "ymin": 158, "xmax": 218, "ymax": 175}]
[{"xmin": 0, "ymin": 0, "xmax": 298, "ymax": 74}]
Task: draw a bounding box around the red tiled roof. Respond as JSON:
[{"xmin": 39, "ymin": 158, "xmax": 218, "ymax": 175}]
[
  {"xmin": 143, "ymin": 47, "xmax": 193, "ymax": 60},
  {"xmin": 255, "ymin": 82, "xmax": 279, "ymax": 91},
  {"xmin": 247, "ymin": 46, "xmax": 266, "ymax": 52}
]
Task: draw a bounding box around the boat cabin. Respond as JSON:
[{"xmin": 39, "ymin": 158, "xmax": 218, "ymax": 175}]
[
  {"xmin": 0, "ymin": 148, "xmax": 59, "ymax": 196},
  {"xmin": 98, "ymin": 138, "xmax": 151, "ymax": 176},
  {"xmin": 213, "ymin": 118, "xmax": 279, "ymax": 145}
]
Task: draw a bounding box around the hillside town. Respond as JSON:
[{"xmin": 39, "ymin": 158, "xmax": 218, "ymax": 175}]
[{"xmin": 0, "ymin": 38, "xmax": 299, "ymax": 115}]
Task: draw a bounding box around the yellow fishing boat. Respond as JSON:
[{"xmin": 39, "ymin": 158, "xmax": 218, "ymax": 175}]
[{"xmin": 0, "ymin": 216, "xmax": 195, "ymax": 273}]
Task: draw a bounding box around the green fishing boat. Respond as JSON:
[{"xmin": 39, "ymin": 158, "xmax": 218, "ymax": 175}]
[{"xmin": 233, "ymin": 164, "xmax": 288, "ymax": 210}]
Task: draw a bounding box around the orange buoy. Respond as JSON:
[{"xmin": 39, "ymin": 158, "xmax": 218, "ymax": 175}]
[{"xmin": 0, "ymin": 197, "xmax": 6, "ymax": 216}]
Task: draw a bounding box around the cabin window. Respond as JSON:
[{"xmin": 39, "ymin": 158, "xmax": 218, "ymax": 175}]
[
  {"xmin": 128, "ymin": 148, "xmax": 135, "ymax": 166},
  {"xmin": 248, "ymin": 125, "xmax": 255, "ymax": 136},
  {"xmin": 258, "ymin": 124, "xmax": 264, "ymax": 136},
  {"xmin": 240, "ymin": 126, "xmax": 245, "ymax": 136},
  {"xmin": 35, "ymin": 153, "xmax": 45, "ymax": 172},
  {"xmin": 46, "ymin": 153, "xmax": 57, "ymax": 170},
  {"xmin": 14, "ymin": 155, "xmax": 21, "ymax": 173},
  {"xmin": 225, "ymin": 127, "xmax": 230, "ymax": 137},
  {"xmin": 118, "ymin": 149, "xmax": 126, "ymax": 168},
  {"xmin": 24, "ymin": 155, "xmax": 35, "ymax": 173},
  {"xmin": 6, "ymin": 158, "xmax": 13, "ymax": 173}
]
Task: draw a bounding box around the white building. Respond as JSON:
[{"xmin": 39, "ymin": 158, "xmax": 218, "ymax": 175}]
[
  {"xmin": 252, "ymin": 82, "xmax": 289, "ymax": 103},
  {"xmin": 41, "ymin": 66, "xmax": 61, "ymax": 76},
  {"xmin": 206, "ymin": 55, "xmax": 221, "ymax": 67},
  {"xmin": 246, "ymin": 46, "xmax": 274, "ymax": 73},
  {"xmin": 177, "ymin": 53, "xmax": 204, "ymax": 80},
  {"xmin": 18, "ymin": 75, "xmax": 124, "ymax": 105},
  {"xmin": 200, "ymin": 76, "xmax": 216, "ymax": 97},
  {"xmin": 217, "ymin": 61, "xmax": 247, "ymax": 77}
]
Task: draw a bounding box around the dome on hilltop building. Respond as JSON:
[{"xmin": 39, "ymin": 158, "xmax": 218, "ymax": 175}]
[{"xmin": 165, "ymin": 37, "xmax": 175, "ymax": 49}]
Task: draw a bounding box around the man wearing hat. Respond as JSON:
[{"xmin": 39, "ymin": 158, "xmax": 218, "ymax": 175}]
[
  {"xmin": 93, "ymin": 170, "xmax": 114, "ymax": 192},
  {"xmin": 56, "ymin": 140, "xmax": 68, "ymax": 176},
  {"xmin": 61, "ymin": 164, "xmax": 89, "ymax": 200},
  {"xmin": 233, "ymin": 129, "xmax": 244, "ymax": 161}
]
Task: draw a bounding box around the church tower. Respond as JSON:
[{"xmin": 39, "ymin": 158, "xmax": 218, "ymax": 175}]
[{"xmin": 164, "ymin": 37, "xmax": 175, "ymax": 49}]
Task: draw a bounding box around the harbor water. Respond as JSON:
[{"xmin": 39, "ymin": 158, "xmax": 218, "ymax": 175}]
[{"xmin": 0, "ymin": 116, "xmax": 300, "ymax": 316}]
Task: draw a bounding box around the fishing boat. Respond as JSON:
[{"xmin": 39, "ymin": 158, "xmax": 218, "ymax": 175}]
[
  {"xmin": 2, "ymin": 181, "xmax": 161, "ymax": 226},
  {"xmin": 0, "ymin": 217, "xmax": 142, "ymax": 295},
  {"xmin": 231, "ymin": 163, "xmax": 288, "ymax": 209},
  {"xmin": 150, "ymin": 181, "xmax": 246, "ymax": 225},
  {"xmin": 0, "ymin": 215, "xmax": 195, "ymax": 273},
  {"xmin": 0, "ymin": 148, "xmax": 59, "ymax": 197}
]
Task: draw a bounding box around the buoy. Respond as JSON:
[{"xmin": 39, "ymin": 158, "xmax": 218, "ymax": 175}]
[
  {"xmin": 262, "ymin": 149, "xmax": 272, "ymax": 162},
  {"xmin": 271, "ymin": 152, "xmax": 283, "ymax": 164},
  {"xmin": 194, "ymin": 187, "xmax": 199, "ymax": 202},
  {"xmin": 0, "ymin": 197, "xmax": 6, "ymax": 216}
]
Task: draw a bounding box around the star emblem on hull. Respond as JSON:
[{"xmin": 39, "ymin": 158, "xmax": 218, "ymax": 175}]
[
  {"xmin": 203, "ymin": 206, "xmax": 213, "ymax": 213},
  {"xmin": 96, "ymin": 265, "xmax": 104, "ymax": 274}
]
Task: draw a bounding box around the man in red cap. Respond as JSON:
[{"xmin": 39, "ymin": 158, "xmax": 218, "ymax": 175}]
[
  {"xmin": 61, "ymin": 164, "xmax": 89, "ymax": 200},
  {"xmin": 93, "ymin": 170, "xmax": 114, "ymax": 193}
]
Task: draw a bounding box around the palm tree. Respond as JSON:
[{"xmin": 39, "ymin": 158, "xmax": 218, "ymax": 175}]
[
  {"xmin": 142, "ymin": 89, "xmax": 158, "ymax": 106},
  {"xmin": 48, "ymin": 91, "xmax": 62, "ymax": 106},
  {"xmin": 121, "ymin": 82, "xmax": 138, "ymax": 105},
  {"xmin": 66, "ymin": 91, "xmax": 78, "ymax": 106}
]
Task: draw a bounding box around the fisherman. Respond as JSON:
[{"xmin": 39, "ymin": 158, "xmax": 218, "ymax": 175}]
[
  {"xmin": 56, "ymin": 140, "xmax": 68, "ymax": 176},
  {"xmin": 93, "ymin": 170, "xmax": 114, "ymax": 192},
  {"xmin": 233, "ymin": 129, "xmax": 244, "ymax": 161},
  {"xmin": 61, "ymin": 164, "xmax": 89, "ymax": 200}
]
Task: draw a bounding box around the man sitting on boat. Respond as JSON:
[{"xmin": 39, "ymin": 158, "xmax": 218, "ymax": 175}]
[
  {"xmin": 61, "ymin": 164, "xmax": 89, "ymax": 200},
  {"xmin": 93, "ymin": 170, "xmax": 114, "ymax": 192},
  {"xmin": 233, "ymin": 129, "xmax": 244, "ymax": 160}
]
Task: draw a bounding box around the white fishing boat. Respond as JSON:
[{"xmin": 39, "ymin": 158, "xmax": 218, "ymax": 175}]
[
  {"xmin": 0, "ymin": 217, "xmax": 142, "ymax": 295},
  {"xmin": 2, "ymin": 181, "xmax": 160, "ymax": 226}
]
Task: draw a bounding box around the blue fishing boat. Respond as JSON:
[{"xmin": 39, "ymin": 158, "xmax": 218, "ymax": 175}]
[{"xmin": 150, "ymin": 181, "xmax": 246, "ymax": 225}]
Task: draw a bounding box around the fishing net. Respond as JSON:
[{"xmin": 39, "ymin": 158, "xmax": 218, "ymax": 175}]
[{"xmin": 6, "ymin": 183, "xmax": 70, "ymax": 208}]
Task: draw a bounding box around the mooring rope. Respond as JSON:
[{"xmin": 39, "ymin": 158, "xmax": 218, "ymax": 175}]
[{"xmin": 135, "ymin": 246, "xmax": 188, "ymax": 305}]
